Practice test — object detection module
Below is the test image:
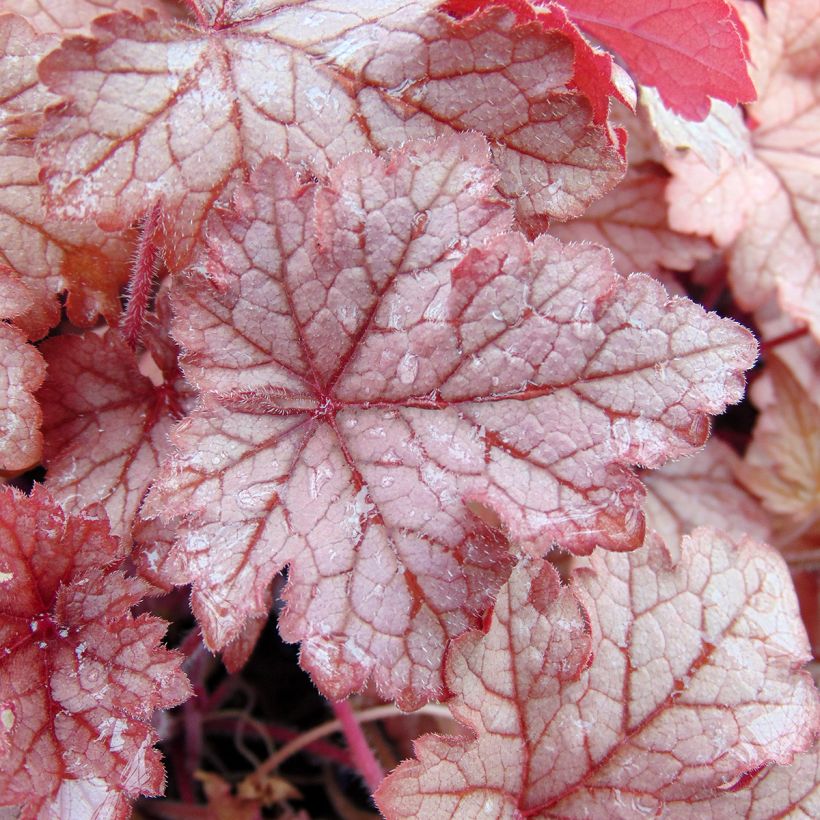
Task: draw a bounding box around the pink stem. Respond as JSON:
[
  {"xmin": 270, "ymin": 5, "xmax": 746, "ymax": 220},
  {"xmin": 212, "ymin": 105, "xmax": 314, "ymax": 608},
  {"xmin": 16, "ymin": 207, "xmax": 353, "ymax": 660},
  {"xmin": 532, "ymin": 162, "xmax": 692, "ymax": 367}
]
[
  {"xmin": 205, "ymin": 717, "xmax": 353, "ymax": 768},
  {"xmin": 761, "ymin": 325, "xmax": 809, "ymax": 354},
  {"xmin": 330, "ymin": 699, "xmax": 384, "ymax": 793},
  {"xmin": 122, "ymin": 202, "xmax": 162, "ymax": 351}
]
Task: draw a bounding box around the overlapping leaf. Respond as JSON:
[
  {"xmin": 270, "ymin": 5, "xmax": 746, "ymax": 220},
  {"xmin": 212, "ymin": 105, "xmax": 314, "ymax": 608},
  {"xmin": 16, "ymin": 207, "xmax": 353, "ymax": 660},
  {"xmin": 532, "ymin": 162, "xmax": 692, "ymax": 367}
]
[
  {"xmin": 0, "ymin": 487, "xmax": 190, "ymax": 819},
  {"xmin": 0, "ymin": 13, "xmax": 133, "ymax": 336},
  {"xmin": 376, "ymin": 529, "xmax": 819, "ymax": 817},
  {"xmin": 0, "ymin": 321, "xmax": 45, "ymax": 472},
  {"xmin": 556, "ymin": 0, "xmax": 755, "ymax": 120},
  {"xmin": 667, "ymin": 0, "xmax": 820, "ymax": 339},
  {"xmin": 35, "ymin": 0, "xmax": 625, "ymax": 269},
  {"xmin": 38, "ymin": 328, "xmax": 187, "ymax": 541},
  {"xmin": 550, "ymin": 163, "xmax": 713, "ymax": 275},
  {"xmin": 643, "ymin": 437, "xmax": 770, "ymax": 550},
  {"xmin": 739, "ymin": 358, "xmax": 820, "ymax": 526},
  {"xmin": 4, "ymin": 0, "xmax": 180, "ymax": 35},
  {"xmin": 665, "ymin": 745, "xmax": 820, "ymax": 818},
  {"xmin": 146, "ymin": 134, "xmax": 755, "ymax": 707}
]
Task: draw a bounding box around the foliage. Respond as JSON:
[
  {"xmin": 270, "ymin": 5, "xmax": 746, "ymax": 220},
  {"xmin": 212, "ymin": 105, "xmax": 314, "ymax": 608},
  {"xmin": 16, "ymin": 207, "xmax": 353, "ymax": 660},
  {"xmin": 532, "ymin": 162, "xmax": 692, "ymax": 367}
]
[{"xmin": 0, "ymin": 0, "xmax": 817, "ymax": 817}]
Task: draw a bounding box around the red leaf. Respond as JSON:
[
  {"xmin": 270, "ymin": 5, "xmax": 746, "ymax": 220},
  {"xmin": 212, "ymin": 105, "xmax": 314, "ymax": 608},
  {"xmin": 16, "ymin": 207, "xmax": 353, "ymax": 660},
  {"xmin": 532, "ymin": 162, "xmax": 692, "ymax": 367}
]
[
  {"xmin": 375, "ymin": 529, "xmax": 819, "ymax": 817},
  {"xmin": 0, "ymin": 487, "xmax": 190, "ymax": 818},
  {"xmin": 38, "ymin": 329, "xmax": 187, "ymax": 541},
  {"xmin": 0, "ymin": 321, "xmax": 45, "ymax": 472},
  {"xmin": 35, "ymin": 0, "xmax": 624, "ymax": 269},
  {"xmin": 558, "ymin": 0, "xmax": 756, "ymax": 120},
  {"xmin": 146, "ymin": 135, "xmax": 755, "ymax": 706}
]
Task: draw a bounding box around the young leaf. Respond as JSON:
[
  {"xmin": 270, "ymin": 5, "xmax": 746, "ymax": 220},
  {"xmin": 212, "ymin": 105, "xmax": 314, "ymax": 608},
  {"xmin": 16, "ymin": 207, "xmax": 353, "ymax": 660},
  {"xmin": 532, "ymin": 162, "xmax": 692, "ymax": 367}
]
[
  {"xmin": 375, "ymin": 529, "xmax": 819, "ymax": 817},
  {"xmin": 146, "ymin": 135, "xmax": 755, "ymax": 707},
  {"xmin": 0, "ymin": 487, "xmax": 191, "ymax": 819},
  {"xmin": 35, "ymin": 0, "xmax": 625, "ymax": 269},
  {"xmin": 38, "ymin": 328, "xmax": 186, "ymax": 541},
  {"xmin": 0, "ymin": 321, "xmax": 45, "ymax": 472},
  {"xmin": 557, "ymin": 0, "xmax": 756, "ymax": 120}
]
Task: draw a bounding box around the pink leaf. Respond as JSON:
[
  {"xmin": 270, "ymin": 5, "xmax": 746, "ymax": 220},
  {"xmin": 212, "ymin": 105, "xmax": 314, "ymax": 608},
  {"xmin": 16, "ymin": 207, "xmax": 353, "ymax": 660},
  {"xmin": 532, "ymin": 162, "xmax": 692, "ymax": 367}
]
[
  {"xmin": 738, "ymin": 357, "xmax": 820, "ymax": 524},
  {"xmin": 0, "ymin": 13, "xmax": 58, "ymax": 137},
  {"xmin": 38, "ymin": 329, "xmax": 186, "ymax": 541},
  {"xmin": 558, "ymin": 0, "xmax": 756, "ymax": 120},
  {"xmin": 550, "ymin": 163, "xmax": 714, "ymax": 274},
  {"xmin": 0, "ymin": 321, "xmax": 45, "ymax": 472},
  {"xmin": 0, "ymin": 14, "xmax": 134, "ymax": 335},
  {"xmin": 146, "ymin": 135, "xmax": 755, "ymax": 706},
  {"xmin": 643, "ymin": 437, "xmax": 771, "ymax": 550},
  {"xmin": 376, "ymin": 529, "xmax": 819, "ymax": 817},
  {"xmin": 665, "ymin": 745, "xmax": 820, "ymax": 817},
  {"xmin": 3, "ymin": 0, "xmax": 181, "ymax": 35},
  {"xmin": 0, "ymin": 487, "xmax": 191, "ymax": 818},
  {"xmin": 35, "ymin": 0, "xmax": 625, "ymax": 269},
  {"xmin": 441, "ymin": 0, "xmax": 622, "ymax": 125},
  {"xmin": 666, "ymin": 0, "xmax": 820, "ymax": 339}
]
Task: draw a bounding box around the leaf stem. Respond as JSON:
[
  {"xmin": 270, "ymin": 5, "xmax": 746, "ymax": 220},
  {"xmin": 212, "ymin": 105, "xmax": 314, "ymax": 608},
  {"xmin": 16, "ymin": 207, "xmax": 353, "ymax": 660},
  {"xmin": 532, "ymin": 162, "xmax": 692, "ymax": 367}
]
[
  {"xmin": 122, "ymin": 202, "xmax": 163, "ymax": 350},
  {"xmin": 330, "ymin": 699, "xmax": 384, "ymax": 792},
  {"xmin": 253, "ymin": 702, "xmax": 451, "ymax": 779},
  {"xmin": 760, "ymin": 326, "xmax": 809, "ymax": 355}
]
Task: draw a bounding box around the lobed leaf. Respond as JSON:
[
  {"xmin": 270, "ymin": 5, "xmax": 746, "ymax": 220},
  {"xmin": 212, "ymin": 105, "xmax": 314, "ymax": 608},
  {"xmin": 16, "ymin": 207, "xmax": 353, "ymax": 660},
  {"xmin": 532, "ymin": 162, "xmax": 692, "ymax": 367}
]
[
  {"xmin": 146, "ymin": 135, "xmax": 756, "ymax": 707},
  {"xmin": 550, "ymin": 163, "xmax": 714, "ymax": 275},
  {"xmin": 643, "ymin": 437, "xmax": 770, "ymax": 550},
  {"xmin": 38, "ymin": 329, "xmax": 187, "ymax": 542},
  {"xmin": 666, "ymin": 0, "xmax": 820, "ymax": 339},
  {"xmin": 35, "ymin": 0, "xmax": 625, "ymax": 269},
  {"xmin": 556, "ymin": 0, "xmax": 756, "ymax": 120},
  {"xmin": 0, "ymin": 487, "xmax": 190, "ymax": 819},
  {"xmin": 376, "ymin": 529, "xmax": 819, "ymax": 817},
  {"xmin": 3, "ymin": 0, "xmax": 181, "ymax": 35},
  {"xmin": 0, "ymin": 321, "xmax": 45, "ymax": 472},
  {"xmin": 0, "ymin": 13, "xmax": 133, "ymax": 336}
]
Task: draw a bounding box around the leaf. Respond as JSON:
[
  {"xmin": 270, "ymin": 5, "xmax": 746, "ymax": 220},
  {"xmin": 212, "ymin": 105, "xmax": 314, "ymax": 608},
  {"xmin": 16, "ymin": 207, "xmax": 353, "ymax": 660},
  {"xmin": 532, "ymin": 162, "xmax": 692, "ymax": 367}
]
[
  {"xmin": 38, "ymin": 328, "xmax": 187, "ymax": 542},
  {"xmin": 557, "ymin": 0, "xmax": 756, "ymax": 120},
  {"xmin": 639, "ymin": 88, "xmax": 752, "ymax": 171},
  {"xmin": 35, "ymin": 0, "xmax": 625, "ymax": 270},
  {"xmin": 0, "ymin": 13, "xmax": 57, "ymax": 138},
  {"xmin": 643, "ymin": 437, "xmax": 771, "ymax": 550},
  {"xmin": 738, "ymin": 358, "xmax": 820, "ymax": 527},
  {"xmin": 664, "ymin": 745, "xmax": 820, "ymax": 818},
  {"xmin": 145, "ymin": 134, "xmax": 755, "ymax": 707},
  {"xmin": 0, "ymin": 14, "xmax": 134, "ymax": 335},
  {"xmin": 3, "ymin": 0, "xmax": 181, "ymax": 35},
  {"xmin": 375, "ymin": 529, "xmax": 819, "ymax": 818},
  {"xmin": 441, "ymin": 0, "xmax": 622, "ymax": 125},
  {"xmin": 666, "ymin": 0, "xmax": 820, "ymax": 339},
  {"xmin": 0, "ymin": 487, "xmax": 191, "ymax": 819},
  {"xmin": 0, "ymin": 321, "xmax": 45, "ymax": 472},
  {"xmin": 549, "ymin": 162, "xmax": 714, "ymax": 275}
]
